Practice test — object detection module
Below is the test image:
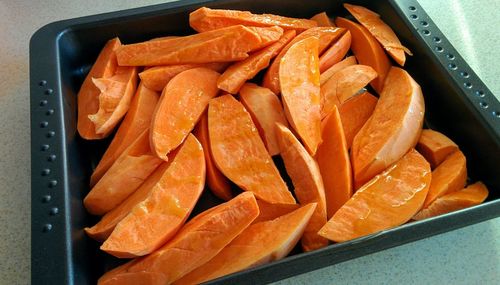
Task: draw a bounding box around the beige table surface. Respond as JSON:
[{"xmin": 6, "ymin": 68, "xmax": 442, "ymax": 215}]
[{"xmin": 0, "ymin": 0, "xmax": 498, "ymax": 284}]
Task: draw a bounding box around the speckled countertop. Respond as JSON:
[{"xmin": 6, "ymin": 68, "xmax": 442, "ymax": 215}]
[{"xmin": 0, "ymin": 0, "xmax": 498, "ymax": 284}]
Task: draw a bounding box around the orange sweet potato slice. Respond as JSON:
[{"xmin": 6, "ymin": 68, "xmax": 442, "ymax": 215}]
[
  {"xmin": 239, "ymin": 83, "xmax": 289, "ymax": 156},
  {"xmin": 193, "ymin": 111, "xmax": 233, "ymax": 201},
  {"xmin": 189, "ymin": 7, "xmax": 317, "ymax": 33},
  {"xmin": 217, "ymin": 30, "xmax": 296, "ymax": 94},
  {"xmin": 262, "ymin": 27, "xmax": 345, "ymax": 94},
  {"xmin": 97, "ymin": 192, "xmax": 260, "ymax": 285},
  {"xmin": 280, "ymin": 36, "xmax": 322, "ymax": 155},
  {"xmin": 423, "ymin": 150, "xmax": 467, "ymax": 208},
  {"xmin": 413, "ymin": 182, "xmax": 488, "ymax": 220},
  {"xmin": 139, "ymin": 63, "xmax": 228, "ymax": 92},
  {"xmin": 85, "ymin": 162, "xmax": 171, "ymax": 242},
  {"xmin": 90, "ymin": 83, "xmax": 159, "ymax": 186},
  {"xmin": 253, "ymin": 199, "xmax": 301, "ymax": 224},
  {"xmin": 318, "ymin": 30, "xmax": 351, "ymax": 72},
  {"xmin": 339, "ymin": 91, "xmax": 378, "ymax": 149},
  {"xmin": 416, "ymin": 129, "xmax": 459, "ymax": 169},
  {"xmin": 319, "ymin": 149, "xmax": 431, "ymax": 242},
  {"xmin": 320, "ymin": 64, "xmax": 377, "ymax": 119},
  {"xmin": 344, "ymin": 3, "xmax": 412, "ymax": 66},
  {"xmin": 116, "ymin": 25, "xmax": 283, "ymax": 66},
  {"xmin": 335, "ymin": 17, "xmax": 391, "ymax": 93},
  {"xmin": 84, "ymin": 130, "xmax": 163, "ymax": 215},
  {"xmin": 311, "ymin": 12, "xmax": 335, "ymax": 27},
  {"xmin": 316, "ymin": 106, "xmax": 353, "ymax": 219},
  {"xmin": 101, "ymin": 134, "xmax": 206, "ymax": 258},
  {"xmin": 175, "ymin": 203, "xmax": 317, "ymax": 284},
  {"xmin": 88, "ymin": 66, "xmax": 138, "ymax": 136},
  {"xmin": 150, "ymin": 67, "xmax": 219, "ymax": 160},
  {"xmin": 320, "ymin": 55, "xmax": 357, "ymax": 85},
  {"xmin": 208, "ymin": 94, "xmax": 295, "ymax": 204},
  {"xmin": 351, "ymin": 67, "xmax": 425, "ymax": 188},
  {"xmin": 78, "ymin": 38, "xmax": 121, "ymax": 140},
  {"xmin": 276, "ymin": 124, "xmax": 328, "ymax": 251}
]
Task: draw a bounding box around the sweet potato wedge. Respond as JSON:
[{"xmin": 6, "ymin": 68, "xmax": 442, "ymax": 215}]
[
  {"xmin": 139, "ymin": 63, "xmax": 228, "ymax": 92},
  {"xmin": 101, "ymin": 134, "xmax": 206, "ymax": 258},
  {"xmin": 351, "ymin": 67, "xmax": 424, "ymax": 188},
  {"xmin": 85, "ymin": 162, "xmax": 171, "ymax": 242},
  {"xmin": 276, "ymin": 124, "xmax": 328, "ymax": 251},
  {"xmin": 116, "ymin": 25, "xmax": 283, "ymax": 66},
  {"xmin": 217, "ymin": 30, "xmax": 296, "ymax": 94},
  {"xmin": 150, "ymin": 67, "xmax": 219, "ymax": 161},
  {"xmin": 311, "ymin": 12, "xmax": 335, "ymax": 27},
  {"xmin": 239, "ymin": 83, "xmax": 289, "ymax": 156},
  {"xmin": 84, "ymin": 130, "xmax": 163, "ymax": 215},
  {"xmin": 320, "ymin": 64, "xmax": 377, "ymax": 119},
  {"xmin": 90, "ymin": 83, "xmax": 159, "ymax": 186},
  {"xmin": 320, "ymin": 55, "xmax": 357, "ymax": 85},
  {"xmin": 335, "ymin": 17, "xmax": 391, "ymax": 93},
  {"xmin": 413, "ymin": 182, "xmax": 488, "ymax": 220},
  {"xmin": 344, "ymin": 3, "xmax": 412, "ymax": 66},
  {"xmin": 318, "ymin": 31, "xmax": 351, "ymax": 72},
  {"xmin": 423, "ymin": 150, "xmax": 467, "ymax": 208},
  {"xmin": 280, "ymin": 36, "xmax": 322, "ymax": 155},
  {"xmin": 416, "ymin": 129, "xmax": 459, "ymax": 169},
  {"xmin": 208, "ymin": 94, "xmax": 295, "ymax": 204},
  {"xmin": 263, "ymin": 27, "xmax": 345, "ymax": 94},
  {"xmin": 175, "ymin": 203, "xmax": 317, "ymax": 284},
  {"xmin": 77, "ymin": 37, "xmax": 121, "ymax": 140},
  {"xmin": 253, "ymin": 199, "xmax": 301, "ymax": 224},
  {"xmin": 319, "ymin": 149, "xmax": 431, "ymax": 242},
  {"xmin": 338, "ymin": 91, "xmax": 378, "ymax": 149},
  {"xmin": 98, "ymin": 192, "xmax": 260, "ymax": 285},
  {"xmin": 193, "ymin": 111, "xmax": 233, "ymax": 201},
  {"xmin": 316, "ymin": 106, "xmax": 353, "ymax": 219},
  {"xmin": 189, "ymin": 7, "xmax": 317, "ymax": 33}
]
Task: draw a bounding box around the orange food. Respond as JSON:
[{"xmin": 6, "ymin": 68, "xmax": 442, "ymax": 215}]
[
  {"xmin": 344, "ymin": 3, "xmax": 412, "ymax": 66},
  {"xmin": 338, "ymin": 91, "xmax": 378, "ymax": 149},
  {"xmin": 218, "ymin": 30, "xmax": 296, "ymax": 94},
  {"xmin": 276, "ymin": 124, "xmax": 328, "ymax": 251},
  {"xmin": 189, "ymin": 7, "xmax": 317, "ymax": 33},
  {"xmin": 208, "ymin": 94, "xmax": 295, "ymax": 204},
  {"xmin": 175, "ymin": 203, "xmax": 317, "ymax": 284},
  {"xmin": 320, "ymin": 55, "xmax": 357, "ymax": 85},
  {"xmin": 416, "ymin": 129, "xmax": 459, "ymax": 169},
  {"xmin": 193, "ymin": 111, "xmax": 233, "ymax": 201},
  {"xmin": 316, "ymin": 106, "xmax": 353, "ymax": 219},
  {"xmin": 311, "ymin": 12, "xmax": 334, "ymax": 27},
  {"xmin": 116, "ymin": 25, "xmax": 283, "ymax": 66},
  {"xmin": 87, "ymin": 66, "xmax": 138, "ymax": 136},
  {"xmin": 98, "ymin": 192, "xmax": 259, "ymax": 285},
  {"xmin": 150, "ymin": 68, "xmax": 219, "ymax": 161},
  {"xmin": 239, "ymin": 83, "xmax": 289, "ymax": 156},
  {"xmin": 262, "ymin": 27, "xmax": 345, "ymax": 94},
  {"xmin": 101, "ymin": 134, "xmax": 206, "ymax": 258},
  {"xmin": 335, "ymin": 17, "xmax": 391, "ymax": 93},
  {"xmin": 139, "ymin": 63, "xmax": 228, "ymax": 92},
  {"xmin": 90, "ymin": 83, "xmax": 159, "ymax": 186},
  {"xmin": 280, "ymin": 36, "xmax": 322, "ymax": 155},
  {"xmin": 413, "ymin": 182, "xmax": 488, "ymax": 220},
  {"xmin": 78, "ymin": 38, "xmax": 121, "ymax": 140},
  {"xmin": 423, "ymin": 150, "xmax": 467, "ymax": 208},
  {"xmin": 318, "ymin": 31, "xmax": 351, "ymax": 72},
  {"xmin": 321, "ymin": 64, "xmax": 377, "ymax": 119},
  {"xmin": 351, "ymin": 67, "xmax": 424, "ymax": 188},
  {"xmin": 319, "ymin": 149, "xmax": 431, "ymax": 242},
  {"xmin": 253, "ymin": 199, "xmax": 301, "ymax": 224},
  {"xmin": 84, "ymin": 130, "xmax": 163, "ymax": 216},
  {"xmin": 85, "ymin": 162, "xmax": 171, "ymax": 242}
]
